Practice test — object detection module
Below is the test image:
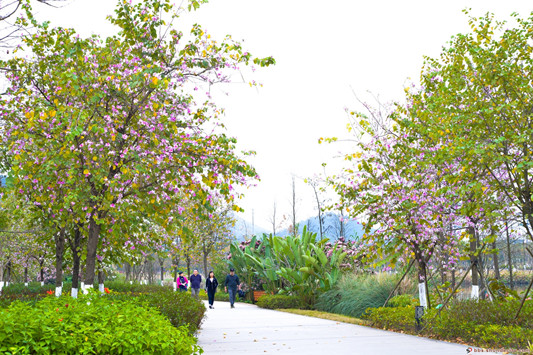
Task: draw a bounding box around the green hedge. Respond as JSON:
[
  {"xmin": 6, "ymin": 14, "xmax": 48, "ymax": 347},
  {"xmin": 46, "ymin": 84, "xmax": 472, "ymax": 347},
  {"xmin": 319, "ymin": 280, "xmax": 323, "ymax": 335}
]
[
  {"xmin": 2, "ymin": 282, "xmax": 206, "ymax": 335},
  {"xmin": 256, "ymin": 294, "xmax": 301, "ymax": 309},
  {"xmin": 363, "ymin": 300, "xmax": 533, "ymax": 350},
  {"xmin": 0, "ymin": 281, "xmax": 173, "ymax": 308},
  {"xmin": 137, "ymin": 289, "xmax": 205, "ymax": 333},
  {"xmin": 0, "ymin": 293, "xmax": 202, "ymax": 354},
  {"xmin": 106, "ymin": 288, "xmax": 206, "ymax": 334}
]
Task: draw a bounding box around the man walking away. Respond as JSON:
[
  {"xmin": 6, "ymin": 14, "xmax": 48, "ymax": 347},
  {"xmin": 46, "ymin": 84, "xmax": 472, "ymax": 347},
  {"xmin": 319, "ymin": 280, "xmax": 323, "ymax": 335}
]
[
  {"xmin": 224, "ymin": 268, "xmax": 240, "ymax": 308},
  {"xmin": 189, "ymin": 269, "xmax": 202, "ymax": 300}
]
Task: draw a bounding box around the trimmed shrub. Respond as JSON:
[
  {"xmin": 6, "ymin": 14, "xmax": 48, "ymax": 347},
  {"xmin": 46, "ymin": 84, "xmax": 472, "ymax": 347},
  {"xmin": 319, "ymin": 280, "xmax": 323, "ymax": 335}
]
[
  {"xmin": 1, "ymin": 282, "xmax": 54, "ymax": 295},
  {"xmin": 256, "ymin": 294, "xmax": 301, "ymax": 309},
  {"xmin": 315, "ymin": 273, "xmax": 400, "ymax": 317},
  {"xmin": 136, "ymin": 289, "xmax": 206, "ymax": 333},
  {"xmin": 388, "ymin": 294, "xmax": 416, "ymax": 307},
  {"xmin": 104, "ymin": 280, "xmax": 173, "ymax": 293},
  {"xmin": 0, "ymin": 293, "xmax": 202, "ymax": 354},
  {"xmin": 363, "ymin": 299, "xmax": 533, "ymax": 350}
]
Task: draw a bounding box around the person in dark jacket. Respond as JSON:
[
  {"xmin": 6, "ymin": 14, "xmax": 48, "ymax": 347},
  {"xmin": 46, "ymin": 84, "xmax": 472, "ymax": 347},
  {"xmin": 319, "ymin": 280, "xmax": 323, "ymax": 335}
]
[
  {"xmin": 224, "ymin": 268, "xmax": 240, "ymax": 308},
  {"xmin": 189, "ymin": 270, "xmax": 202, "ymax": 299},
  {"xmin": 205, "ymin": 271, "xmax": 218, "ymax": 309}
]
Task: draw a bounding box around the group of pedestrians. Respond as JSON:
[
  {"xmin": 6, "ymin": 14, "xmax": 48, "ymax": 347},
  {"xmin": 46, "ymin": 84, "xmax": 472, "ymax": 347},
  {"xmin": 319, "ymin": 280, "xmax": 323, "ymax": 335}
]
[{"xmin": 176, "ymin": 268, "xmax": 241, "ymax": 309}]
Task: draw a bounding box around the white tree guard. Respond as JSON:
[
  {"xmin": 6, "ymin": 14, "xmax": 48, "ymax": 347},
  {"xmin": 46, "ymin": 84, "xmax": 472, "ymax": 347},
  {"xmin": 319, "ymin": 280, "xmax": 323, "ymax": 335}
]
[
  {"xmin": 99, "ymin": 283, "xmax": 105, "ymax": 293},
  {"xmin": 418, "ymin": 283, "xmax": 428, "ymax": 308},
  {"xmin": 55, "ymin": 286, "xmax": 62, "ymax": 297},
  {"xmin": 71, "ymin": 287, "xmax": 78, "ymax": 299},
  {"xmin": 471, "ymin": 285, "xmax": 479, "ymax": 299}
]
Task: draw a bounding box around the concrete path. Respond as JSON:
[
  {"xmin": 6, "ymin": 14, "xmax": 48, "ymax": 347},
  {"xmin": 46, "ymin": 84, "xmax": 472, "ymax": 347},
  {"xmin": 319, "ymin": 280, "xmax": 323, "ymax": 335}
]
[{"xmin": 197, "ymin": 301, "xmax": 497, "ymax": 355}]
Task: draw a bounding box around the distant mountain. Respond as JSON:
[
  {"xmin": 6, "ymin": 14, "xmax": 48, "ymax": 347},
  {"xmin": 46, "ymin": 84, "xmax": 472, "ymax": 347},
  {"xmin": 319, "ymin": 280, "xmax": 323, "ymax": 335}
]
[
  {"xmin": 230, "ymin": 214, "xmax": 271, "ymax": 242},
  {"xmin": 229, "ymin": 212, "xmax": 363, "ymax": 242},
  {"xmin": 277, "ymin": 212, "xmax": 363, "ymax": 241}
]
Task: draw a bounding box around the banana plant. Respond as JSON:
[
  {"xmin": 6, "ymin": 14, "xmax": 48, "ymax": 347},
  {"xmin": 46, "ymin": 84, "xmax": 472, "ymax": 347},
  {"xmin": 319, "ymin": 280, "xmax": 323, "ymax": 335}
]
[{"xmin": 228, "ymin": 226, "xmax": 348, "ymax": 307}]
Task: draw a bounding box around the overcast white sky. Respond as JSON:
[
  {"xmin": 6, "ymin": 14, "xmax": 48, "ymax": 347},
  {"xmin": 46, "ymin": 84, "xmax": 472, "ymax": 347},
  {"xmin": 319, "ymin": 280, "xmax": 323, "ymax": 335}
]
[{"xmin": 33, "ymin": 0, "xmax": 533, "ymax": 231}]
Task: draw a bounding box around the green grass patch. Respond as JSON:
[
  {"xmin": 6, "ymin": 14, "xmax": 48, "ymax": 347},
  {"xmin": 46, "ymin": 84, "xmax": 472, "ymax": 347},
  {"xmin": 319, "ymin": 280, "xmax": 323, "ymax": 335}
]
[{"xmin": 278, "ymin": 308, "xmax": 370, "ymax": 326}]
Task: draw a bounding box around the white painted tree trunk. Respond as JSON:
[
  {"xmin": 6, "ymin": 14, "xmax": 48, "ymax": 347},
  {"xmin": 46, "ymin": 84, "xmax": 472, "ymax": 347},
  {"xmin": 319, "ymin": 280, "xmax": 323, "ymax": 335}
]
[
  {"xmin": 129, "ymin": 281, "xmax": 133, "ymax": 284},
  {"xmin": 24, "ymin": 282, "xmax": 28, "ymax": 287},
  {"xmin": 160, "ymin": 280, "xmax": 164, "ymax": 286},
  {"xmin": 81, "ymin": 282, "xmax": 89, "ymax": 295},
  {"xmin": 99, "ymin": 283, "xmax": 104, "ymax": 293},
  {"xmin": 71, "ymin": 288, "xmax": 78, "ymax": 299},
  {"xmin": 0, "ymin": 281, "xmax": 4, "ymax": 293},
  {"xmin": 418, "ymin": 283, "xmax": 428, "ymax": 308},
  {"xmin": 471, "ymin": 285, "xmax": 479, "ymax": 299},
  {"xmin": 41, "ymin": 281, "xmax": 44, "ymax": 286},
  {"xmin": 173, "ymin": 282, "xmax": 177, "ymax": 292},
  {"xmin": 55, "ymin": 286, "xmax": 62, "ymax": 297}
]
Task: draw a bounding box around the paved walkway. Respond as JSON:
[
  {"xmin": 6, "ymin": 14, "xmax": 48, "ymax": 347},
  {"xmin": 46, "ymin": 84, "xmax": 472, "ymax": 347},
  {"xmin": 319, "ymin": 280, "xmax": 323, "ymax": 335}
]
[{"xmin": 197, "ymin": 301, "xmax": 495, "ymax": 355}]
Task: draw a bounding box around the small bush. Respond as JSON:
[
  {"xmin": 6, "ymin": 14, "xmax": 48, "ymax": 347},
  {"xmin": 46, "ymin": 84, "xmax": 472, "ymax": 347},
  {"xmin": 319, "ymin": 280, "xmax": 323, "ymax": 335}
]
[
  {"xmin": 136, "ymin": 289, "xmax": 206, "ymax": 333},
  {"xmin": 388, "ymin": 294, "xmax": 416, "ymax": 307},
  {"xmin": 0, "ymin": 293, "xmax": 202, "ymax": 354},
  {"xmin": 256, "ymin": 294, "xmax": 301, "ymax": 309}
]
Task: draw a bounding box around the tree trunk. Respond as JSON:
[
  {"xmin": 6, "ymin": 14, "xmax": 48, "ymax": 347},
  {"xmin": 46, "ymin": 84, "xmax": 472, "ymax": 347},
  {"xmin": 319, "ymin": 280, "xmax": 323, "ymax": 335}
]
[
  {"xmin": 468, "ymin": 226, "xmax": 479, "ymax": 299},
  {"xmin": 159, "ymin": 258, "xmax": 164, "ymax": 285},
  {"xmin": 186, "ymin": 255, "xmax": 191, "ymax": 278},
  {"xmin": 124, "ymin": 262, "xmax": 131, "ymax": 282},
  {"xmin": 505, "ymin": 219, "xmax": 514, "ymax": 289},
  {"xmin": 451, "ymin": 268, "xmax": 456, "ymax": 295},
  {"xmin": 292, "ymin": 176, "xmax": 297, "ymax": 237},
  {"xmin": 39, "ymin": 259, "xmax": 44, "ymax": 285},
  {"xmin": 70, "ymin": 226, "xmax": 82, "ymax": 298},
  {"xmin": 85, "ymin": 217, "xmax": 101, "ymax": 285},
  {"xmin": 54, "ymin": 228, "xmax": 66, "ymax": 297},
  {"xmin": 339, "ymin": 209, "xmax": 345, "ymax": 238},
  {"xmin": 172, "ymin": 256, "xmax": 179, "ymax": 281},
  {"xmin": 24, "ymin": 267, "xmax": 28, "ymax": 285},
  {"xmin": 203, "ymin": 250, "xmax": 208, "ymax": 279},
  {"xmin": 311, "ymin": 184, "xmax": 323, "ymax": 239},
  {"xmin": 0, "ymin": 265, "xmax": 4, "ymax": 290},
  {"xmin": 417, "ymin": 257, "xmax": 430, "ymax": 308},
  {"xmin": 6, "ymin": 261, "xmax": 12, "ymax": 283},
  {"xmin": 98, "ymin": 269, "xmax": 105, "ymax": 292},
  {"xmin": 492, "ymin": 241, "xmax": 500, "ymax": 280}
]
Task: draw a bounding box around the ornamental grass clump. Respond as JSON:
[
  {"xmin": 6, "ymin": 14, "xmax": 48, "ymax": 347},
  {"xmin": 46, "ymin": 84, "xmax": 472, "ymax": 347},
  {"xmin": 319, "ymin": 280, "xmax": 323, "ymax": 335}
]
[{"xmin": 315, "ymin": 272, "xmax": 401, "ymax": 317}]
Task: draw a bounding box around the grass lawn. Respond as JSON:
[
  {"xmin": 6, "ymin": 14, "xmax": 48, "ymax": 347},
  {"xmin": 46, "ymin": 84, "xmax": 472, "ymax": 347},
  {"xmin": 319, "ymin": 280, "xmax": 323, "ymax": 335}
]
[{"xmin": 276, "ymin": 309, "xmax": 370, "ymax": 326}]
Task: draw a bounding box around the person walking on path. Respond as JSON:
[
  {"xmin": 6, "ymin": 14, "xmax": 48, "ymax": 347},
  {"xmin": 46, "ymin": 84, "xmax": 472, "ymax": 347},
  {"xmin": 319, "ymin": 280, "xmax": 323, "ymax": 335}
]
[
  {"xmin": 205, "ymin": 271, "xmax": 218, "ymax": 309},
  {"xmin": 177, "ymin": 271, "xmax": 188, "ymax": 292},
  {"xmin": 224, "ymin": 268, "xmax": 240, "ymax": 308},
  {"xmin": 189, "ymin": 269, "xmax": 202, "ymax": 299}
]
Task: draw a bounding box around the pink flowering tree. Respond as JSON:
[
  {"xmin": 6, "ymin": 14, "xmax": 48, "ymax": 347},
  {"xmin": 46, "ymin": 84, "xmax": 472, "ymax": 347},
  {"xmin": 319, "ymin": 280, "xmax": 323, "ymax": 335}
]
[
  {"xmin": 325, "ymin": 102, "xmax": 464, "ymax": 308},
  {"xmin": 0, "ymin": 0, "xmax": 274, "ymax": 288}
]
